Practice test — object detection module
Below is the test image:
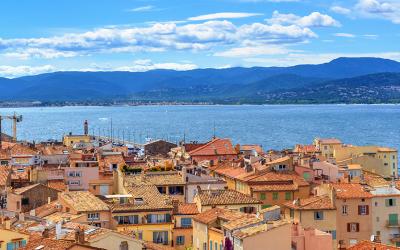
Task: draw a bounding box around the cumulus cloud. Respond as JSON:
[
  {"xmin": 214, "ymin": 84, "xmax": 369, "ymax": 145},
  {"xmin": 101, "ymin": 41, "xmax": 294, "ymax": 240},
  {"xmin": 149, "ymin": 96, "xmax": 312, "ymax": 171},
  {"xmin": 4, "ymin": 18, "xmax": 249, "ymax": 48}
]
[
  {"xmin": 0, "ymin": 17, "xmax": 319, "ymax": 60},
  {"xmin": 0, "ymin": 65, "xmax": 55, "ymax": 78},
  {"xmin": 334, "ymin": 0, "xmax": 400, "ymax": 24},
  {"xmin": 188, "ymin": 12, "xmax": 262, "ymax": 21},
  {"xmin": 267, "ymin": 11, "xmax": 340, "ymax": 27}
]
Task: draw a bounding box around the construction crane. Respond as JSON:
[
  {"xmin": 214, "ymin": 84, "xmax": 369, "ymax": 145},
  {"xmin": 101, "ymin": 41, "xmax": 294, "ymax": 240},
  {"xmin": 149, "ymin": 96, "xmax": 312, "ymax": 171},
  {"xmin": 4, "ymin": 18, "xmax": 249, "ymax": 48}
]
[{"xmin": 0, "ymin": 113, "xmax": 23, "ymax": 148}]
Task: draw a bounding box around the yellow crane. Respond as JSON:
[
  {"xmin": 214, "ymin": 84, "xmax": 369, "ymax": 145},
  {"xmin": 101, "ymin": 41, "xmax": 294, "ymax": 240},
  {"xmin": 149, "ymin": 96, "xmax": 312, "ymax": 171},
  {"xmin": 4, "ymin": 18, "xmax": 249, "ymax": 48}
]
[{"xmin": 0, "ymin": 113, "xmax": 23, "ymax": 148}]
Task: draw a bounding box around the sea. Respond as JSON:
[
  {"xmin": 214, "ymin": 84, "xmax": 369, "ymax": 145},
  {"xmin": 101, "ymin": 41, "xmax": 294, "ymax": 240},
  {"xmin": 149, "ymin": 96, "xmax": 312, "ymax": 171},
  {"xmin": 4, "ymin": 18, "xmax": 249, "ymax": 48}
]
[{"xmin": 0, "ymin": 105, "xmax": 399, "ymax": 152}]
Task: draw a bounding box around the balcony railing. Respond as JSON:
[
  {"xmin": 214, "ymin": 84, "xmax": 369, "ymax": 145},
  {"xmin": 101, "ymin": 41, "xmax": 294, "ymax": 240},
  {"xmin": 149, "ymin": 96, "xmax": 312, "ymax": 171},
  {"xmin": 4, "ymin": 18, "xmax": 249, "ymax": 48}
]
[{"xmin": 386, "ymin": 220, "xmax": 400, "ymax": 227}]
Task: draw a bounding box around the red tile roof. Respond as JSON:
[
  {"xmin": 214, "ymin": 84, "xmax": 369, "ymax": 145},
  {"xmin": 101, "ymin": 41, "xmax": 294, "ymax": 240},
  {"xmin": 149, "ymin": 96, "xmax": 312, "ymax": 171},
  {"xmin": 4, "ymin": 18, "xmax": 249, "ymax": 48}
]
[
  {"xmin": 188, "ymin": 138, "xmax": 237, "ymax": 156},
  {"xmin": 283, "ymin": 195, "xmax": 335, "ymax": 210},
  {"xmin": 332, "ymin": 183, "xmax": 373, "ymax": 199},
  {"xmin": 175, "ymin": 203, "xmax": 199, "ymax": 215},
  {"xmin": 241, "ymin": 145, "xmax": 263, "ymax": 154},
  {"xmin": 347, "ymin": 241, "xmax": 400, "ymax": 250}
]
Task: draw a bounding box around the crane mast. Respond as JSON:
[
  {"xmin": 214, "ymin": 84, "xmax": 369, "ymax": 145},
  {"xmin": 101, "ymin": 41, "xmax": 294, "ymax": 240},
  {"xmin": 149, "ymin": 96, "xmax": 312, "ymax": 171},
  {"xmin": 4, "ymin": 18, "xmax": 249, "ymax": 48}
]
[{"xmin": 0, "ymin": 113, "xmax": 23, "ymax": 148}]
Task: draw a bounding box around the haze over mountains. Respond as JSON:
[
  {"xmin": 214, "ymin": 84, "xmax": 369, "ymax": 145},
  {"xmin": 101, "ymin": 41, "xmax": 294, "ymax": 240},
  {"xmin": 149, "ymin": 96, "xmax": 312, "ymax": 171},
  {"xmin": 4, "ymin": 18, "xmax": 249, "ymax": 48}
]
[{"xmin": 1, "ymin": 57, "xmax": 400, "ymax": 104}]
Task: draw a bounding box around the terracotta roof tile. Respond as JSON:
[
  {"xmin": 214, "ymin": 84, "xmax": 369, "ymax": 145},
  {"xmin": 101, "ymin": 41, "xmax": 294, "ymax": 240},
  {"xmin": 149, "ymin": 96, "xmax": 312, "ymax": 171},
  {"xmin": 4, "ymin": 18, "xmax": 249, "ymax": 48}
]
[
  {"xmin": 196, "ymin": 189, "xmax": 261, "ymax": 206},
  {"xmin": 175, "ymin": 203, "xmax": 199, "ymax": 215},
  {"xmin": 0, "ymin": 166, "xmax": 11, "ymax": 186},
  {"xmin": 283, "ymin": 195, "xmax": 335, "ymax": 210},
  {"xmin": 332, "ymin": 183, "xmax": 373, "ymax": 199},
  {"xmin": 188, "ymin": 138, "xmax": 237, "ymax": 156},
  {"xmin": 232, "ymin": 220, "xmax": 289, "ymax": 239},
  {"xmin": 193, "ymin": 208, "xmax": 245, "ymax": 224},
  {"xmin": 47, "ymin": 179, "xmax": 67, "ymax": 191},
  {"xmin": 60, "ymin": 191, "xmax": 110, "ymax": 212},
  {"xmin": 347, "ymin": 241, "xmax": 400, "ymax": 250},
  {"xmin": 241, "ymin": 145, "xmax": 263, "ymax": 154},
  {"xmin": 124, "ymin": 172, "xmax": 185, "ymax": 186}
]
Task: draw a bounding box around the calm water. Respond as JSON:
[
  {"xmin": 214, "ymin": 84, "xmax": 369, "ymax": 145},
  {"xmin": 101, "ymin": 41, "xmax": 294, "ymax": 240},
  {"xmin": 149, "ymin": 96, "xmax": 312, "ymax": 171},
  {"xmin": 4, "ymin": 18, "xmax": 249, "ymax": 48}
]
[{"xmin": 0, "ymin": 105, "xmax": 399, "ymax": 151}]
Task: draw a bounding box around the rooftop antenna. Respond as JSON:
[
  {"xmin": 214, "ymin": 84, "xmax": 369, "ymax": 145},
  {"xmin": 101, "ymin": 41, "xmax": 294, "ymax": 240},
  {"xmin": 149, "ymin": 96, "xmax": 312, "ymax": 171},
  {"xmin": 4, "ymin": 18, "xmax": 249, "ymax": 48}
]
[{"xmin": 213, "ymin": 121, "xmax": 216, "ymax": 139}]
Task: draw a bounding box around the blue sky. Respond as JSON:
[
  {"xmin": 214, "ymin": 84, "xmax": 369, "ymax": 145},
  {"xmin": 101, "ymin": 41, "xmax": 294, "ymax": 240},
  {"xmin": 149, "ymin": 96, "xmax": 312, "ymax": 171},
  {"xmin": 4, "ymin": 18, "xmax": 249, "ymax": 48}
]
[{"xmin": 0, "ymin": 0, "xmax": 399, "ymax": 77}]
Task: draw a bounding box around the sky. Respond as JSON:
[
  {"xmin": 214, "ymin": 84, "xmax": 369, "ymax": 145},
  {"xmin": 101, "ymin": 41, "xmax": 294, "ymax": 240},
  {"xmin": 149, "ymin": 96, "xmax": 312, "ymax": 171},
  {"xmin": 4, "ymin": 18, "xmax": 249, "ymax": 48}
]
[{"xmin": 0, "ymin": 0, "xmax": 400, "ymax": 78}]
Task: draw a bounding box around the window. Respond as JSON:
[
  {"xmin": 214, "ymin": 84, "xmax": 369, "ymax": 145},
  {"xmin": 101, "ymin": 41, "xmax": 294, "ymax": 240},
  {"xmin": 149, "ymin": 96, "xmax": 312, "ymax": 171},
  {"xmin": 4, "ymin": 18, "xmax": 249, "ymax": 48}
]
[
  {"xmin": 375, "ymin": 202, "xmax": 378, "ymax": 207},
  {"xmin": 210, "ymin": 240, "xmax": 213, "ymax": 250},
  {"xmin": 273, "ymin": 192, "xmax": 278, "ymax": 200},
  {"xmin": 116, "ymin": 215, "xmax": 139, "ymax": 225},
  {"xmin": 176, "ymin": 236, "xmax": 185, "ymax": 245},
  {"xmin": 260, "ymin": 193, "xmax": 266, "ymax": 200},
  {"xmin": 386, "ymin": 198, "xmax": 396, "ymax": 207},
  {"xmin": 376, "ymin": 217, "xmax": 380, "ymax": 222},
  {"xmin": 347, "ymin": 223, "xmax": 360, "ymax": 232},
  {"xmin": 358, "ymin": 205, "xmax": 369, "ymax": 215},
  {"xmin": 342, "ymin": 205, "xmax": 348, "ymax": 215},
  {"xmin": 314, "ymin": 211, "xmax": 324, "ymax": 220},
  {"xmin": 153, "ymin": 231, "xmax": 168, "ymax": 244},
  {"xmin": 68, "ymin": 180, "xmax": 80, "ymax": 185},
  {"xmin": 181, "ymin": 218, "xmax": 192, "ymax": 228},
  {"xmin": 21, "ymin": 197, "xmax": 29, "ymax": 205},
  {"xmin": 147, "ymin": 214, "xmax": 171, "ymax": 223},
  {"xmin": 87, "ymin": 213, "xmax": 100, "ymax": 221},
  {"xmin": 6, "ymin": 240, "xmax": 26, "ymax": 250},
  {"xmin": 290, "ymin": 209, "xmax": 294, "ymax": 219},
  {"xmin": 285, "ymin": 192, "xmax": 292, "ymax": 201}
]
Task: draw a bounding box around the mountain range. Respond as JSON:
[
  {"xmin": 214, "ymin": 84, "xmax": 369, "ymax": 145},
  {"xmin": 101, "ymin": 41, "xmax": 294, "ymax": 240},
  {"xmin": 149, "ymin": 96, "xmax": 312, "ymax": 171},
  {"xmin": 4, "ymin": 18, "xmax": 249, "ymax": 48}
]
[{"xmin": 1, "ymin": 57, "xmax": 400, "ymax": 104}]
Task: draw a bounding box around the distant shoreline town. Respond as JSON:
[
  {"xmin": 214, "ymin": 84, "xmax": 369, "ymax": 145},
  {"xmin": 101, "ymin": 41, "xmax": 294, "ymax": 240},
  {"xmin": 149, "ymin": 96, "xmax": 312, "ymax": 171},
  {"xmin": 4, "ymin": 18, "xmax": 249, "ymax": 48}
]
[{"xmin": 0, "ymin": 120, "xmax": 399, "ymax": 250}]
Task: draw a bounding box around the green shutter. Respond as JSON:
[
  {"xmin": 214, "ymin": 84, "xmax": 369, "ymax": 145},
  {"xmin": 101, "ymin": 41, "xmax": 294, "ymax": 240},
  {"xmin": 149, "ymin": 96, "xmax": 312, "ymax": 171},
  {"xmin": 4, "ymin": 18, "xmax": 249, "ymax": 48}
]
[
  {"xmin": 273, "ymin": 192, "xmax": 278, "ymax": 200},
  {"xmin": 260, "ymin": 193, "xmax": 266, "ymax": 200},
  {"xmin": 285, "ymin": 192, "xmax": 292, "ymax": 200}
]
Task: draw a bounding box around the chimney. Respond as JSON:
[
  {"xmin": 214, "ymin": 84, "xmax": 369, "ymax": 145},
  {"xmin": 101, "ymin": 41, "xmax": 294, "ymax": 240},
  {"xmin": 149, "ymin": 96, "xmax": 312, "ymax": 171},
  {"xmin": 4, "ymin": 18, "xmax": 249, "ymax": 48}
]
[
  {"xmin": 5, "ymin": 218, "xmax": 11, "ymax": 230},
  {"xmin": 84, "ymin": 120, "xmax": 89, "ymax": 136},
  {"xmin": 18, "ymin": 212, "xmax": 25, "ymax": 222},
  {"xmin": 75, "ymin": 227, "xmax": 85, "ymax": 244},
  {"xmin": 172, "ymin": 199, "xmax": 179, "ymax": 214},
  {"xmin": 42, "ymin": 228, "xmax": 50, "ymax": 238},
  {"xmin": 181, "ymin": 167, "xmax": 187, "ymax": 182}
]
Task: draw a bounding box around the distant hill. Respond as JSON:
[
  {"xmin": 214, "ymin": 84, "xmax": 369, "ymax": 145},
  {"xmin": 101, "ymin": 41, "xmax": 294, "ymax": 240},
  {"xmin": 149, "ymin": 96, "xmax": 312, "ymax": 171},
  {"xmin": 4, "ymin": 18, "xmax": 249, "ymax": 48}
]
[{"xmin": 1, "ymin": 57, "xmax": 400, "ymax": 103}]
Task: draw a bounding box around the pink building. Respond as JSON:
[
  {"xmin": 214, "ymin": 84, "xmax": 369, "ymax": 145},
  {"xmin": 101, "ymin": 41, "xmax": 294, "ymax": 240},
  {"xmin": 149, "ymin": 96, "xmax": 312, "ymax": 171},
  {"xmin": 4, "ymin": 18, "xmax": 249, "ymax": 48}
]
[
  {"xmin": 291, "ymin": 223, "xmax": 333, "ymax": 250},
  {"xmin": 312, "ymin": 161, "xmax": 339, "ymax": 183},
  {"xmin": 63, "ymin": 166, "xmax": 99, "ymax": 191}
]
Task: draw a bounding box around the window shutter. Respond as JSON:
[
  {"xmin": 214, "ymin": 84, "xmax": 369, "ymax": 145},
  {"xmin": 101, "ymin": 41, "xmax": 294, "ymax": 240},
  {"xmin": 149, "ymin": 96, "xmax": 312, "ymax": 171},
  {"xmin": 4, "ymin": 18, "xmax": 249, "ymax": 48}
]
[
  {"xmin": 385, "ymin": 199, "xmax": 389, "ymax": 207},
  {"xmin": 394, "ymin": 199, "xmax": 397, "ymax": 206},
  {"xmin": 366, "ymin": 205, "xmax": 369, "ymax": 215},
  {"xmin": 347, "ymin": 223, "xmax": 350, "ymax": 232},
  {"xmin": 358, "ymin": 205, "xmax": 361, "ymax": 215},
  {"xmin": 6, "ymin": 242, "xmax": 13, "ymax": 250},
  {"xmin": 356, "ymin": 223, "xmax": 360, "ymax": 232}
]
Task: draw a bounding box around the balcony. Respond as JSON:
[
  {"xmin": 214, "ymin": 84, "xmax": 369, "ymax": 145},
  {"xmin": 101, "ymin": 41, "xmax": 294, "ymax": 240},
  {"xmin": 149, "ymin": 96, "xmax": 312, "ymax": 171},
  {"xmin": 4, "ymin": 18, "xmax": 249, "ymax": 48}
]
[{"xmin": 386, "ymin": 220, "xmax": 400, "ymax": 228}]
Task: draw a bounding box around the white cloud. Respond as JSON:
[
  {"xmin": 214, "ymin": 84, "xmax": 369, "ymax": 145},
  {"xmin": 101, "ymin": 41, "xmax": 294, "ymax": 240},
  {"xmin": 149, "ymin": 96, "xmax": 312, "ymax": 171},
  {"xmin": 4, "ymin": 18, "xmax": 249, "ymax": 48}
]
[
  {"xmin": 188, "ymin": 12, "xmax": 262, "ymax": 21},
  {"xmin": 128, "ymin": 5, "xmax": 155, "ymax": 12},
  {"xmin": 0, "ymin": 18, "xmax": 319, "ymax": 60},
  {"xmin": 267, "ymin": 11, "xmax": 340, "ymax": 27},
  {"xmin": 330, "ymin": 6, "xmax": 351, "ymax": 15},
  {"xmin": 334, "ymin": 33, "xmax": 356, "ymax": 38},
  {"xmin": 214, "ymin": 45, "xmax": 291, "ymax": 57},
  {"xmin": 0, "ymin": 65, "xmax": 55, "ymax": 78},
  {"xmin": 334, "ymin": 0, "xmax": 400, "ymax": 24},
  {"xmin": 116, "ymin": 59, "xmax": 198, "ymax": 71}
]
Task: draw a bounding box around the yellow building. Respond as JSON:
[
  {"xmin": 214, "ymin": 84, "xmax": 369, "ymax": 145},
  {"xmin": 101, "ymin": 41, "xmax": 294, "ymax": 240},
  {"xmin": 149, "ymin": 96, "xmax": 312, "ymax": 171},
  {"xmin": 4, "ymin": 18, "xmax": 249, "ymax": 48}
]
[
  {"xmin": 63, "ymin": 134, "xmax": 91, "ymax": 147},
  {"xmin": 334, "ymin": 145, "xmax": 398, "ymax": 178},
  {"xmin": 283, "ymin": 195, "xmax": 337, "ymax": 248},
  {"xmin": 314, "ymin": 138, "xmax": 343, "ymax": 159},
  {"xmin": 0, "ymin": 219, "xmax": 29, "ymax": 250},
  {"xmin": 105, "ymin": 185, "xmax": 175, "ymax": 246}
]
